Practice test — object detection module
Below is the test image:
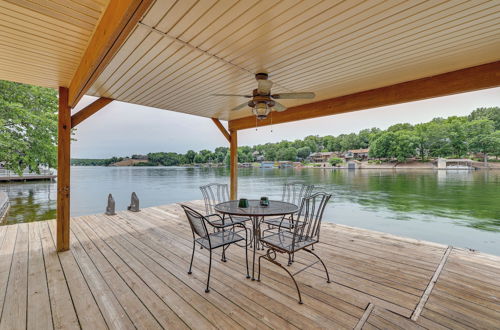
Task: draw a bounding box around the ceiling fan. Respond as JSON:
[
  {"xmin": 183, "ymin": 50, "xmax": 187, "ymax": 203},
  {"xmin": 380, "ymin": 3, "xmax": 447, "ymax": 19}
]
[{"xmin": 212, "ymin": 73, "xmax": 315, "ymax": 120}]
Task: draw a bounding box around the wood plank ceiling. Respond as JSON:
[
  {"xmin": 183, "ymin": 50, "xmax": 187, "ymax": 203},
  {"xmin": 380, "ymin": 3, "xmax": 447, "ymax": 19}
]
[
  {"xmin": 1, "ymin": 1, "xmax": 499, "ymax": 121},
  {"xmin": 0, "ymin": 0, "xmax": 110, "ymax": 88}
]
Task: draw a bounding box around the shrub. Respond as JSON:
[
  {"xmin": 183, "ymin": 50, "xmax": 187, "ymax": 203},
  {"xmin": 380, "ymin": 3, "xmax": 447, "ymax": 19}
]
[{"xmin": 328, "ymin": 157, "xmax": 343, "ymax": 166}]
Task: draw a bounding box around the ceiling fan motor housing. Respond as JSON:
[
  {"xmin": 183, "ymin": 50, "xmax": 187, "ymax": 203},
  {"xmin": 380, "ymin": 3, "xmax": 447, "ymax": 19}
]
[{"xmin": 255, "ymin": 72, "xmax": 268, "ymax": 80}]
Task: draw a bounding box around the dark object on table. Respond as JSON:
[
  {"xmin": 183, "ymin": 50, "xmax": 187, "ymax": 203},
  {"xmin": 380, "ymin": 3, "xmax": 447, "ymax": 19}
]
[
  {"xmin": 258, "ymin": 192, "xmax": 332, "ymax": 304},
  {"xmin": 105, "ymin": 193, "xmax": 116, "ymax": 215},
  {"xmin": 238, "ymin": 198, "xmax": 249, "ymax": 208},
  {"xmin": 127, "ymin": 192, "xmax": 140, "ymax": 212},
  {"xmin": 181, "ymin": 205, "xmax": 249, "ymax": 293},
  {"xmin": 260, "ymin": 196, "xmax": 269, "ymax": 206}
]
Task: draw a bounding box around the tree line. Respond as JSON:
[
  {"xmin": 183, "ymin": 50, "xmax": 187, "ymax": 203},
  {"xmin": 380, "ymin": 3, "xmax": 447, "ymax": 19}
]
[
  {"xmin": 1, "ymin": 79, "xmax": 497, "ymax": 172},
  {"xmin": 71, "ymin": 107, "xmax": 499, "ymax": 166}
]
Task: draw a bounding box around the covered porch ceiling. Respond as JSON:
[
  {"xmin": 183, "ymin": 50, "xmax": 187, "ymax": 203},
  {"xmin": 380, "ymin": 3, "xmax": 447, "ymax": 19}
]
[{"xmin": 1, "ymin": 0, "xmax": 500, "ymax": 124}]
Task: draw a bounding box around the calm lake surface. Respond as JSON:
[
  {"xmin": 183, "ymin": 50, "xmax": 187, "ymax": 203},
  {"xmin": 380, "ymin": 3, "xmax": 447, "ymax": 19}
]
[{"xmin": 1, "ymin": 166, "xmax": 499, "ymax": 255}]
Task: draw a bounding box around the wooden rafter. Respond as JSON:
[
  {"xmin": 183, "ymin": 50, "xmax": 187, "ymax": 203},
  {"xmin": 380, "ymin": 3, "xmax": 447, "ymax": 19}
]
[
  {"xmin": 211, "ymin": 118, "xmax": 231, "ymax": 143},
  {"xmin": 229, "ymin": 61, "xmax": 500, "ymax": 131},
  {"xmin": 71, "ymin": 98, "xmax": 113, "ymax": 128},
  {"xmin": 68, "ymin": 0, "xmax": 154, "ymax": 107}
]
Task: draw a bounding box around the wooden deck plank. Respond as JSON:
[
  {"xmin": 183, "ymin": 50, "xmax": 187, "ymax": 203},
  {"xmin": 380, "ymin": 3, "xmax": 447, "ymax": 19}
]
[
  {"xmin": 124, "ymin": 208, "xmax": 384, "ymax": 328},
  {"xmin": 0, "ymin": 223, "xmax": 28, "ymax": 330},
  {"xmin": 0, "ymin": 201, "xmax": 499, "ymax": 329},
  {"xmin": 38, "ymin": 221, "xmax": 80, "ymax": 329},
  {"xmin": 69, "ymin": 219, "xmax": 163, "ymax": 329},
  {"xmin": 102, "ymin": 213, "xmax": 299, "ymax": 330},
  {"xmin": 84, "ymin": 214, "xmax": 259, "ymax": 330},
  {"xmin": 46, "ymin": 221, "xmax": 108, "ymax": 330},
  {"xmin": 149, "ymin": 205, "xmax": 419, "ymax": 314},
  {"xmin": 66, "ymin": 222, "xmax": 135, "ymax": 329},
  {"xmin": 112, "ymin": 210, "xmax": 356, "ymax": 329},
  {"xmin": 0, "ymin": 225, "xmax": 17, "ymax": 320},
  {"xmin": 27, "ymin": 222, "xmax": 53, "ymax": 330},
  {"xmin": 77, "ymin": 215, "xmax": 215, "ymax": 330}
]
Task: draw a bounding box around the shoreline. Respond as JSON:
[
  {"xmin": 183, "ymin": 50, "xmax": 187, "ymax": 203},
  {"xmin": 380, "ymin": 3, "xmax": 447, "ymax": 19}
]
[{"xmin": 69, "ymin": 164, "xmax": 500, "ymax": 170}]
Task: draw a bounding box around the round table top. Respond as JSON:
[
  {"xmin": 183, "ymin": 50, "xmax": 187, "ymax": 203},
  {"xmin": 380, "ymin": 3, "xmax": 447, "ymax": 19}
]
[{"xmin": 214, "ymin": 200, "xmax": 299, "ymax": 217}]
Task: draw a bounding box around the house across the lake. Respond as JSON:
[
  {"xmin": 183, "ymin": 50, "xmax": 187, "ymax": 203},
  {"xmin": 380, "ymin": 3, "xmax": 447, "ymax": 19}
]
[
  {"xmin": 309, "ymin": 152, "xmax": 339, "ymax": 163},
  {"xmin": 345, "ymin": 148, "xmax": 370, "ymax": 160}
]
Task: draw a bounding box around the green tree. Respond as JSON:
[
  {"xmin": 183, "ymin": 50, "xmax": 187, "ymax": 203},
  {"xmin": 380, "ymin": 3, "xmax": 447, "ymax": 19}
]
[
  {"xmin": 297, "ymin": 146, "xmax": 312, "ymax": 159},
  {"xmin": 466, "ymin": 119, "xmax": 497, "ymax": 164},
  {"xmin": 193, "ymin": 153, "xmax": 204, "ymax": 163},
  {"xmin": 276, "ymin": 147, "xmax": 297, "ymax": 161},
  {"xmin": 304, "ymin": 135, "xmax": 320, "ymax": 152},
  {"xmin": 338, "ymin": 133, "xmax": 361, "ymax": 151},
  {"xmin": 263, "ymin": 143, "xmax": 278, "ymax": 161},
  {"xmin": 0, "ymin": 80, "xmax": 58, "ymax": 175},
  {"xmin": 392, "ymin": 131, "xmax": 418, "ymax": 162},
  {"xmin": 445, "ymin": 117, "xmax": 468, "ymax": 157},
  {"xmin": 468, "ymin": 107, "xmax": 500, "ymax": 130},
  {"xmin": 185, "ymin": 150, "xmax": 196, "ymax": 164},
  {"xmin": 369, "ymin": 132, "xmax": 395, "ymax": 159},
  {"xmin": 387, "ymin": 123, "xmax": 413, "ymax": 132},
  {"xmin": 328, "ymin": 157, "xmax": 343, "ymax": 166}
]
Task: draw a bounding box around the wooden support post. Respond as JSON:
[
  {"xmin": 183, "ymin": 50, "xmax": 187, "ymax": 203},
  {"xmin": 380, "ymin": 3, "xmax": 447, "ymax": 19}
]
[
  {"xmin": 57, "ymin": 87, "xmax": 71, "ymax": 251},
  {"xmin": 229, "ymin": 130, "xmax": 238, "ymax": 200}
]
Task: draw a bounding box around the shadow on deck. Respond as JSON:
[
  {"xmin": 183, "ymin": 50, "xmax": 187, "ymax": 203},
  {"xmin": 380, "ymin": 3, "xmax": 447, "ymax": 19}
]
[{"xmin": 0, "ymin": 200, "xmax": 498, "ymax": 329}]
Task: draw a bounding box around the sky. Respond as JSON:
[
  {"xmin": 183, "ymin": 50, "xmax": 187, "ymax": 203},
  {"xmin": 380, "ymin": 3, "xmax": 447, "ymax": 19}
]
[{"xmin": 72, "ymin": 87, "xmax": 500, "ymax": 158}]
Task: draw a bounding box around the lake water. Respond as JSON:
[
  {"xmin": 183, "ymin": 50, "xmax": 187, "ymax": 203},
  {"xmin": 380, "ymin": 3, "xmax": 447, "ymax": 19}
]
[{"xmin": 1, "ymin": 166, "xmax": 499, "ymax": 255}]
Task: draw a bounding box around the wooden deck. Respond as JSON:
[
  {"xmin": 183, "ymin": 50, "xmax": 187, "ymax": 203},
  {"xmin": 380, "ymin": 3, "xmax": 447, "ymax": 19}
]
[{"xmin": 0, "ymin": 200, "xmax": 499, "ymax": 329}]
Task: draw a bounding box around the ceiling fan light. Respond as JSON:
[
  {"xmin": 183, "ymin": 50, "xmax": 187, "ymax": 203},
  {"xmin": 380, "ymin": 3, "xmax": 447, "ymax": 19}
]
[{"xmin": 252, "ymin": 102, "xmax": 270, "ymax": 120}]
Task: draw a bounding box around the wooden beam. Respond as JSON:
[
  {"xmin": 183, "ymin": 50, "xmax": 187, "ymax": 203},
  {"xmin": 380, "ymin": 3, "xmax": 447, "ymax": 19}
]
[
  {"xmin": 229, "ymin": 130, "xmax": 238, "ymax": 200},
  {"xmin": 229, "ymin": 61, "xmax": 500, "ymax": 131},
  {"xmin": 71, "ymin": 98, "xmax": 113, "ymax": 128},
  {"xmin": 211, "ymin": 118, "xmax": 231, "ymax": 143},
  {"xmin": 68, "ymin": 0, "xmax": 153, "ymax": 107},
  {"xmin": 57, "ymin": 87, "xmax": 71, "ymax": 251}
]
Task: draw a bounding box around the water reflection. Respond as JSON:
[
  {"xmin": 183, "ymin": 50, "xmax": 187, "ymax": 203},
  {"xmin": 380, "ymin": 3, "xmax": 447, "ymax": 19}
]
[{"xmin": 0, "ymin": 167, "xmax": 499, "ymax": 254}]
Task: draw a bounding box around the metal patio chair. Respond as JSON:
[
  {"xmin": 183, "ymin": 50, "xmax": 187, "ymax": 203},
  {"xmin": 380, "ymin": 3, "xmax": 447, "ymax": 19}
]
[
  {"xmin": 181, "ymin": 205, "xmax": 249, "ymax": 293},
  {"xmin": 262, "ymin": 183, "xmax": 314, "ymax": 231},
  {"xmin": 258, "ymin": 192, "xmax": 332, "ymax": 304},
  {"xmin": 200, "ymin": 183, "xmax": 252, "ymax": 253},
  {"xmin": 262, "ymin": 183, "xmax": 314, "ymax": 263},
  {"xmin": 200, "ymin": 183, "xmax": 251, "ymax": 226}
]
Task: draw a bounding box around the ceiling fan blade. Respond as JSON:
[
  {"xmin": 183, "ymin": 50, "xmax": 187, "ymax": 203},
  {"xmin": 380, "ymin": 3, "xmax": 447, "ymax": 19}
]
[
  {"xmin": 272, "ymin": 92, "xmax": 315, "ymax": 99},
  {"xmin": 257, "ymin": 79, "xmax": 273, "ymax": 94},
  {"xmin": 273, "ymin": 101, "xmax": 287, "ymax": 112},
  {"xmin": 231, "ymin": 102, "xmax": 250, "ymax": 111},
  {"xmin": 212, "ymin": 94, "xmax": 252, "ymax": 98}
]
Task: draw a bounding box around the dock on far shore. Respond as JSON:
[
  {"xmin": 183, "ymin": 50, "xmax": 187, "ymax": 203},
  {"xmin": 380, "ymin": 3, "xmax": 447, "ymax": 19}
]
[{"xmin": 0, "ymin": 169, "xmax": 56, "ymax": 182}]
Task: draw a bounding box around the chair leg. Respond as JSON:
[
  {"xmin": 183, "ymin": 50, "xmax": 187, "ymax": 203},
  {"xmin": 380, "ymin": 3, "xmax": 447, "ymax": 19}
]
[
  {"xmin": 221, "ymin": 245, "xmax": 227, "ymax": 262},
  {"xmin": 245, "ymin": 231, "xmax": 250, "ymax": 278},
  {"xmin": 303, "ymin": 248, "xmax": 330, "ymax": 283},
  {"xmin": 188, "ymin": 241, "xmax": 195, "ymax": 274},
  {"xmin": 259, "ymin": 249, "xmax": 303, "ymax": 304},
  {"xmin": 206, "ymin": 249, "xmax": 212, "ymax": 293}
]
